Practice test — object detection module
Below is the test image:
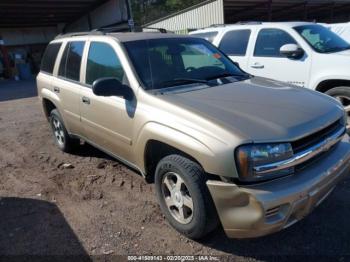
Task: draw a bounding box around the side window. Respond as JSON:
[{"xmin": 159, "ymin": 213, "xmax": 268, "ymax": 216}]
[
  {"xmin": 254, "ymin": 29, "xmax": 296, "ymax": 57},
  {"xmin": 191, "ymin": 32, "xmax": 218, "ymax": 43},
  {"xmin": 58, "ymin": 41, "xmax": 85, "ymax": 81},
  {"xmin": 86, "ymin": 42, "xmax": 125, "ymax": 85},
  {"xmin": 40, "ymin": 43, "xmax": 62, "ymax": 74},
  {"xmin": 219, "ymin": 30, "xmax": 251, "ymax": 56},
  {"xmin": 58, "ymin": 43, "xmax": 68, "ymax": 77}
]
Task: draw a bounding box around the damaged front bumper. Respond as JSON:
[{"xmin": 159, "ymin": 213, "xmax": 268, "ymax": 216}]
[{"xmin": 207, "ymin": 136, "xmax": 350, "ymax": 238}]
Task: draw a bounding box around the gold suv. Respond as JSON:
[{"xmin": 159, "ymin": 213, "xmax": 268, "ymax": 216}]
[{"xmin": 37, "ymin": 31, "xmax": 350, "ymax": 239}]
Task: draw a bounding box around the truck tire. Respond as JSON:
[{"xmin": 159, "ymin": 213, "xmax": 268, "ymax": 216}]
[
  {"xmin": 155, "ymin": 154, "xmax": 219, "ymax": 239},
  {"xmin": 49, "ymin": 109, "xmax": 79, "ymax": 153},
  {"xmin": 326, "ymin": 87, "xmax": 350, "ymax": 130}
]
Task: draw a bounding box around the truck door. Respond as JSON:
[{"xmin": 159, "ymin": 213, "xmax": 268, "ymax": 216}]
[{"xmin": 248, "ymin": 28, "xmax": 310, "ymax": 87}]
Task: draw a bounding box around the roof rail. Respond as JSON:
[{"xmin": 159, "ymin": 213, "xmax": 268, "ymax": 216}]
[
  {"xmin": 235, "ymin": 21, "xmax": 262, "ymax": 25},
  {"xmin": 93, "ymin": 23, "xmax": 131, "ymax": 33},
  {"xmin": 142, "ymin": 27, "xmax": 168, "ymax": 33},
  {"xmin": 55, "ymin": 31, "xmax": 104, "ymax": 39}
]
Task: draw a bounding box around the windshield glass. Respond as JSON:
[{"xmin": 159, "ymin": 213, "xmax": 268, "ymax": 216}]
[
  {"xmin": 123, "ymin": 37, "xmax": 248, "ymax": 90},
  {"xmin": 294, "ymin": 24, "xmax": 350, "ymax": 53}
]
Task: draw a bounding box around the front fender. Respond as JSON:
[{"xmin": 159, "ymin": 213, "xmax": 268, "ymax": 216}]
[
  {"xmin": 134, "ymin": 122, "xmax": 238, "ymax": 178},
  {"xmin": 311, "ymin": 75, "xmax": 350, "ymax": 91}
]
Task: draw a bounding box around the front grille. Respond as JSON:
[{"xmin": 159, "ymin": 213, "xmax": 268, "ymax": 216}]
[
  {"xmin": 265, "ymin": 206, "xmax": 280, "ymax": 218},
  {"xmin": 292, "ymin": 119, "xmax": 343, "ymax": 154},
  {"xmin": 292, "ymin": 118, "xmax": 344, "ymax": 171}
]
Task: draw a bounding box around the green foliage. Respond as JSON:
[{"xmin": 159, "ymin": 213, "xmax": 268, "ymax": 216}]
[{"xmin": 131, "ymin": 0, "xmax": 205, "ymax": 25}]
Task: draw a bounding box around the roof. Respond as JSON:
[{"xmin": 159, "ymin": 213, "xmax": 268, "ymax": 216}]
[
  {"xmin": 190, "ymin": 21, "xmax": 317, "ymax": 34},
  {"xmin": 0, "ymin": 0, "xmax": 109, "ymax": 28},
  {"xmin": 54, "ymin": 31, "xmax": 190, "ymax": 42},
  {"xmin": 195, "ymin": 21, "xmax": 316, "ymax": 31},
  {"xmin": 108, "ymin": 32, "xmax": 188, "ymax": 42}
]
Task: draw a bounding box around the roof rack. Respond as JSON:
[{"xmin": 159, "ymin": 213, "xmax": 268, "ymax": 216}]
[
  {"xmin": 235, "ymin": 21, "xmax": 262, "ymax": 25},
  {"xmin": 141, "ymin": 27, "xmax": 168, "ymax": 33},
  {"xmin": 54, "ymin": 25, "xmax": 168, "ymax": 40},
  {"xmin": 55, "ymin": 31, "xmax": 103, "ymax": 39}
]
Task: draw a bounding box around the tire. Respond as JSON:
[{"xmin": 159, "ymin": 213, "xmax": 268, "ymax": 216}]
[
  {"xmin": 49, "ymin": 109, "xmax": 79, "ymax": 153},
  {"xmin": 155, "ymin": 154, "xmax": 219, "ymax": 239},
  {"xmin": 326, "ymin": 86, "xmax": 350, "ymax": 130}
]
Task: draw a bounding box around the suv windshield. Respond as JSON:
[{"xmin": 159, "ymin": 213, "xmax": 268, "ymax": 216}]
[
  {"xmin": 123, "ymin": 37, "xmax": 248, "ymax": 90},
  {"xmin": 294, "ymin": 24, "xmax": 350, "ymax": 53}
]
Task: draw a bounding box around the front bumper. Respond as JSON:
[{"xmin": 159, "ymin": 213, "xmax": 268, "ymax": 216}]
[{"xmin": 207, "ymin": 136, "xmax": 350, "ymax": 238}]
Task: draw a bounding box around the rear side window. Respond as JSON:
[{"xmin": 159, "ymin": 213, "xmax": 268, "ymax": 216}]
[
  {"xmin": 254, "ymin": 29, "xmax": 296, "ymax": 57},
  {"xmin": 219, "ymin": 30, "xmax": 251, "ymax": 56},
  {"xmin": 40, "ymin": 43, "xmax": 62, "ymax": 74},
  {"xmin": 86, "ymin": 42, "xmax": 125, "ymax": 85},
  {"xmin": 191, "ymin": 32, "xmax": 218, "ymax": 43},
  {"xmin": 58, "ymin": 41, "xmax": 85, "ymax": 81}
]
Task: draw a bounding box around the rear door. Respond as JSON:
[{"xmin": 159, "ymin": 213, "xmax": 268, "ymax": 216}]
[
  {"xmin": 248, "ymin": 28, "xmax": 310, "ymax": 87},
  {"xmin": 52, "ymin": 40, "xmax": 85, "ymax": 134},
  {"xmin": 217, "ymin": 29, "xmax": 252, "ymax": 71}
]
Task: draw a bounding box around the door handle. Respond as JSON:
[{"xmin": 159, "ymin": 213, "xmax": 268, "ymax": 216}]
[
  {"xmin": 251, "ymin": 63, "xmax": 264, "ymax": 69},
  {"xmin": 82, "ymin": 96, "xmax": 90, "ymax": 105},
  {"xmin": 53, "ymin": 86, "xmax": 60, "ymax": 93}
]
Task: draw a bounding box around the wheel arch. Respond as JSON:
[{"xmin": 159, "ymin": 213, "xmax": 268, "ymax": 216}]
[
  {"xmin": 133, "ymin": 122, "xmax": 232, "ymax": 182},
  {"xmin": 143, "ymin": 139, "xmax": 204, "ymax": 182},
  {"xmin": 315, "ymin": 79, "xmax": 350, "ymax": 93},
  {"xmin": 42, "ymin": 98, "xmax": 58, "ymax": 120}
]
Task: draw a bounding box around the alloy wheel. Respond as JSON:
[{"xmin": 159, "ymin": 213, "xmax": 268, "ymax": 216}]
[
  {"xmin": 161, "ymin": 172, "xmax": 194, "ymax": 224},
  {"xmin": 52, "ymin": 117, "xmax": 65, "ymax": 146}
]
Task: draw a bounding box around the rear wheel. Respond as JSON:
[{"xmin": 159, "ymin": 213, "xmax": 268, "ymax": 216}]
[
  {"xmin": 326, "ymin": 87, "xmax": 350, "ymax": 130},
  {"xmin": 49, "ymin": 109, "xmax": 79, "ymax": 153},
  {"xmin": 155, "ymin": 154, "xmax": 219, "ymax": 239}
]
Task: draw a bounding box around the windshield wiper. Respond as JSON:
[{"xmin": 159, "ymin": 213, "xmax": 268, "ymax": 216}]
[
  {"xmin": 206, "ymin": 72, "xmax": 249, "ymax": 81},
  {"xmin": 159, "ymin": 78, "xmax": 208, "ymax": 87}
]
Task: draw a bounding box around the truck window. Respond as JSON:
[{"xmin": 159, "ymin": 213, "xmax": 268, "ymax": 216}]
[
  {"xmin": 219, "ymin": 29, "xmax": 251, "ymax": 56},
  {"xmin": 191, "ymin": 32, "xmax": 218, "ymax": 43},
  {"xmin": 254, "ymin": 29, "xmax": 296, "ymax": 57},
  {"xmin": 40, "ymin": 43, "xmax": 62, "ymax": 74},
  {"xmin": 85, "ymin": 42, "xmax": 125, "ymax": 86},
  {"xmin": 58, "ymin": 41, "xmax": 85, "ymax": 82}
]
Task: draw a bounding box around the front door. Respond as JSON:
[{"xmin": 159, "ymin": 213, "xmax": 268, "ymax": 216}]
[
  {"xmin": 248, "ymin": 28, "xmax": 311, "ymax": 87},
  {"xmin": 80, "ymin": 41, "xmax": 135, "ymax": 161}
]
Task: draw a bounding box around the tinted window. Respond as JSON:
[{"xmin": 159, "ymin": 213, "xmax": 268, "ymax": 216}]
[
  {"xmin": 40, "ymin": 43, "xmax": 62, "ymax": 74},
  {"xmin": 86, "ymin": 42, "xmax": 125, "ymax": 85},
  {"xmin": 58, "ymin": 41, "xmax": 85, "ymax": 81},
  {"xmin": 124, "ymin": 38, "xmax": 248, "ymax": 90},
  {"xmin": 295, "ymin": 24, "xmax": 350, "ymax": 53},
  {"xmin": 191, "ymin": 32, "xmax": 218, "ymax": 43},
  {"xmin": 254, "ymin": 29, "xmax": 296, "ymax": 57},
  {"xmin": 219, "ymin": 30, "xmax": 251, "ymax": 56}
]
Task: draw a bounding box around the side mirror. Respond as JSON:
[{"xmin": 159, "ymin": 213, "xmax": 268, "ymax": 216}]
[
  {"xmin": 280, "ymin": 44, "xmax": 304, "ymax": 59},
  {"xmin": 92, "ymin": 77, "xmax": 133, "ymax": 99}
]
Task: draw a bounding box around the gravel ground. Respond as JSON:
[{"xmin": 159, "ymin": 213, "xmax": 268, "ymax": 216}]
[{"xmin": 0, "ymin": 80, "xmax": 349, "ymax": 261}]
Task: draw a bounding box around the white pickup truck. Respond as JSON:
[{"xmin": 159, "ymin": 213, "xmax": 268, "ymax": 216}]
[{"xmin": 190, "ymin": 22, "xmax": 350, "ymax": 129}]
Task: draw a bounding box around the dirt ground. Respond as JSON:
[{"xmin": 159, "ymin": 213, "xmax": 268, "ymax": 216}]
[{"xmin": 1, "ymin": 80, "xmax": 350, "ymax": 261}]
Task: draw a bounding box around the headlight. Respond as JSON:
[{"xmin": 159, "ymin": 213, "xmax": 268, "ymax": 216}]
[{"xmin": 235, "ymin": 143, "xmax": 294, "ymax": 182}]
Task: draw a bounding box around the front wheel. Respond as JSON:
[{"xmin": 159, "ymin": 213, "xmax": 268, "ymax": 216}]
[
  {"xmin": 155, "ymin": 154, "xmax": 219, "ymax": 239},
  {"xmin": 326, "ymin": 87, "xmax": 350, "ymax": 130}
]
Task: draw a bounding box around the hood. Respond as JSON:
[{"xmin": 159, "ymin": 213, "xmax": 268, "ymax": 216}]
[{"xmin": 160, "ymin": 77, "xmax": 344, "ymax": 142}]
